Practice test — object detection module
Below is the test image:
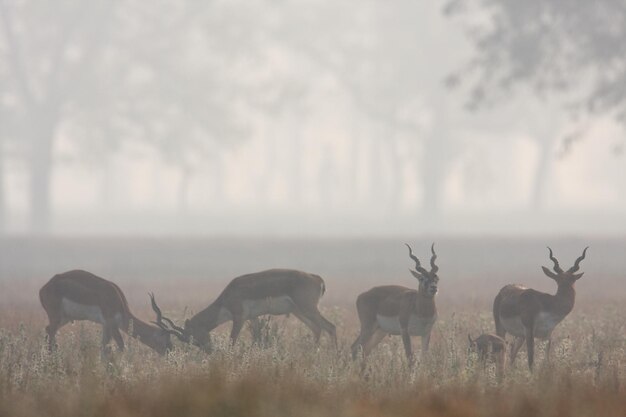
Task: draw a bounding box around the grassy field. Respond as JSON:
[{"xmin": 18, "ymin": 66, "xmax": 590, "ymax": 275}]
[{"xmin": 0, "ymin": 237, "xmax": 624, "ymax": 416}]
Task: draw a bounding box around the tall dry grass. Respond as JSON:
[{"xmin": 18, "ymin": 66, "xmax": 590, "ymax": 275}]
[
  {"xmin": 0, "ymin": 300, "xmax": 623, "ymax": 417},
  {"xmin": 1, "ymin": 237, "xmax": 625, "ymax": 416}
]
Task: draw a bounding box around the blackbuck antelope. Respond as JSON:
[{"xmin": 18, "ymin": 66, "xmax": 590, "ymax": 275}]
[
  {"xmin": 39, "ymin": 270, "xmax": 176, "ymax": 356},
  {"xmin": 351, "ymin": 243, "xmax": 439, "ymax": 364},
  {"xmin": 468, "ymin": 333, "xmax": 506, "ymax": 378},
  {"xmin": 151, "ymin": 269, "xmax": 337, "ymax": 349},
  {"xmin": 493, "ymin": 246, "xmax": 588, "ymax": 370}
]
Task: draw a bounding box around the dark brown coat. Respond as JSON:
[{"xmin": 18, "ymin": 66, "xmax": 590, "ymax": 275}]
[{"xmin": 39, "ymin": 270, "xmax": 172, "ymax": 355}]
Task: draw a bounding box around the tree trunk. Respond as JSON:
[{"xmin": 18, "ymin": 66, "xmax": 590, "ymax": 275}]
[
  {"xmin": 347, "ymin": 115, "xmax": 362, "ymax": 204},
  {"xmin": 421, "ymin": 137, "xmax": 443, "ymax": 217},
  {"xmin": 388, "ymin": 134, "xmax": 405, "ymax": 213},
  {"xmin": 420, "ymin": 92, "xmax": 451, "ymax": 229},
  {"xmin": 288, "ymin": 130, "xmax": 303, "ymax": 205},
  {"xmin": 0, "ymin": 142, "xmax": 5, "ymax": 233},
  {"xmin": 258, "ymin": 130, "xmax": 278, "ymax": 205},
  {"xmin": 317, "ymin": 145, "xmax": 334, "ymax": 207},
  {"xmin": 99, "ymin": 157, "xmax": 115, "ymax": 209},
  {"xmin": 29, "ymin": 133, "xmax": 54, "ymax": 233},
  {"xmin": 210, "ymin": 153, "xmax": 225, "ymax": 206},
  {"xmin": 368, "ymin": 137, "xmax": 385, "ymax": 207},
  {"xmin": 177, "ymin": 165, "xmax": 192, "ymax": 213},
  {"xmin": 420, "ymin": 127, "xmax": 448, "ymax": 229},
  {"xmin": 528, "ymin": 114, "xmax": 559, "ymax": 210},
  {"xmin": 25, "ymin": 106, "xmax": 58, "ymax": 234},
  {"xmin": 530, "ymin": 134, "xmax": 555, "ymax": 210}
]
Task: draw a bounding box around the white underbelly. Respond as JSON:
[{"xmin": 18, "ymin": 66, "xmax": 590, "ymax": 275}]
[
  {"xmin": 501, "ymin": 312, "xmax": 562, "ymax": 339},
  {"xmin": 242, "ymin": 296, "xmax": 295, "ymax": 320},
  {"xmin": 534, "ymin": 312, "xmax": 562, "ymax": 338},
  {"xmin": 376, "ymin": 314, "xmax": 436, "ymax": 336},
  {"xmin": 61, "ymin": 298, "xmax": 106, "ymax": 324}
]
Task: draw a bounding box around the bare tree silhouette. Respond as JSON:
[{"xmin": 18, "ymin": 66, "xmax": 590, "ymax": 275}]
[
  {"xmin": 0, "ymin": 1, "xmax": 254, "ymax": 231},
  {"xmin": 445, "ymin": 0, "xmax": 626, "ymax": 208},
  {"xmin": 446, "ymin": 0, "xmax": 626, "ymax": 149}
]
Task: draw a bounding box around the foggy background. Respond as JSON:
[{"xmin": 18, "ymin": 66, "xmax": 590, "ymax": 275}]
[{"xmin": 0, "ymin": 0, "xmax": 625, "ymax": 237}]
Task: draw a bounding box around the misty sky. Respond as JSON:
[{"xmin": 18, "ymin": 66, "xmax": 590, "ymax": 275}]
[{"xmin": 1, "ymin": 1, "xmax": 625, "ymax": 236}]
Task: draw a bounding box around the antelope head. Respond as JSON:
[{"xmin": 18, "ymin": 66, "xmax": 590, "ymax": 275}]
[
  {"xmin": 405, "ymin": 242, "xmax": 439, "ymax": 297},
  {"xmin": 542, "ymin": 246, "xmax": 588, "ymax": 285},
  {"xmin": 153, "ymin": 332, "xmax": 173, "ymax": 355},
  {"xmin": 183, "ymin": 318, "xmax": 212, "ymax": 351}
]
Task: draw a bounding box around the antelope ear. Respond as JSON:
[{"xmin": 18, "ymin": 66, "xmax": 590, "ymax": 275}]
[
  {"xmin": 468, "ymin": 334, "xmax": 474, "ymax": 344},
  {"xmin": 184, "ymin": 319, "xmax": 191, "ymax": 329},
  {"xmin": 410, "ymin": 270, "xmax": 425, "ymax": 281},
  {"xmin": 542, "ymin": 266, "xmax": 558, "ymax": 279},
  {"xmin": 573, "ymin": 272, "xmax": 584, "ymax": 281}
]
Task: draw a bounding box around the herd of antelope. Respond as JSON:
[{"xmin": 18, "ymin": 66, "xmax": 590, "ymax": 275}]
[{"xmin": 38, "ymin": 244, "xmax": 589, "ymax": 373}]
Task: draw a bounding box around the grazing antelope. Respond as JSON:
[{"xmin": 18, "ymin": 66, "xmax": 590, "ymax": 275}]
[
  {"xmin": 151, "ymin": 269, "xmax": 337, "ymax": 349},
  {"xmin": 351, "ymin": 243, "xmax": 439, "ymax": 364},
  {"xmin": 493, "ymin": 247, "xmax": 588, "ymax": 370},
  {"xmin": 39, "ymin": 270, "xmax": 176, "ymax": 356},
  {"xmin": 468, "ymin": 333, "xmax": 506, "ymax": 378}
]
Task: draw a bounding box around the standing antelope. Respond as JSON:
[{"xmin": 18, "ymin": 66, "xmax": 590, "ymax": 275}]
[
  {"xmin": 351, "ymin": 243, "xmax": 439, "ymax": 364},
  {"xmin": 493, "ymin": 247, "xmax": 588, "ymax": 370},
  {"xmin": 151, "ymin": 269, "xmax": 337, "ymax": 349},
  {"xmin": 39, "ymin": 270, "xmax": 176, "ymax": 356}
]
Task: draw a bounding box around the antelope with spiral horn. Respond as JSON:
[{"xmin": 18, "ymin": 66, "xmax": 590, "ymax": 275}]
[
  {"xmin": 493, "ymin": 246, "xmax": 588, "ymax": 370},
  {"xmin": 351, "ymin": 243, "xmax": 440, "ymax": 364},
  {"xmin": 39, "ymin": 270, "xmax": 175, "ymax": 357},
  {"xmin": 150, "ymin": 269, "xmax": 337, "ymax": 350}
]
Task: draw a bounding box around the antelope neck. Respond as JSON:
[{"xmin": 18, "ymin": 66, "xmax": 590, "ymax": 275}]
[
  {"xmin": 190, "ymin": 302, "xmax": 221, "ymax": 330},
  {"xmin": 124, "ymin": 313, "xmax": 156, "ymax": 337},
  {"xmin": 415, "ymin": 291, "xmax": 437, "ymax": 317},
  {"xmin": 552, "ymin": 283, "xmax": 576, "ymax": 314}
]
